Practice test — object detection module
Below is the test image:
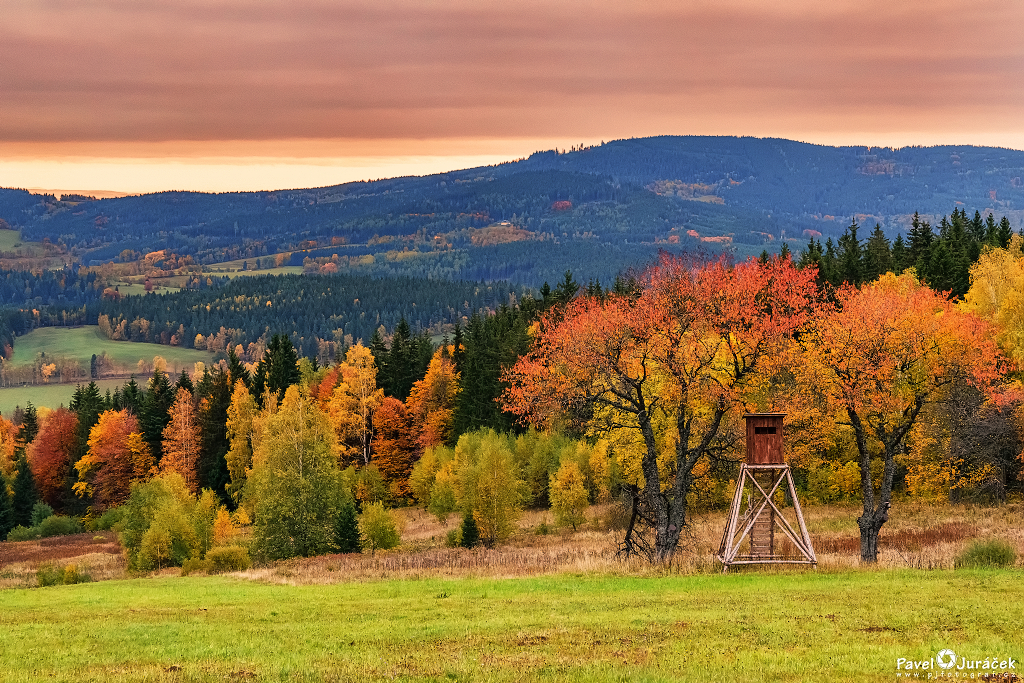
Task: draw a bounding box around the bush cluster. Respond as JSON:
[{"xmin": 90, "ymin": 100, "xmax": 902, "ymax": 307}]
[{"xmin": 954, "ymin": 539, "xmax": 1017, "ymax": 569}]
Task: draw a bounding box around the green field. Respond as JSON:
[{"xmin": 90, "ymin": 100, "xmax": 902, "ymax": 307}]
[
  {"xmin": 0, "ymin": 378, "xmax": 126, "ymax": 415},
  {"xmin": 10, "ymin": 326, "xmax": 212, "ymax": 369},
  {"xmin": 1, "ymin": 570, "xmax": 1020, "ymax": 682},
  {"xmin": 0, "ymin": 229, "xmax": 29, "ymax": 251}
]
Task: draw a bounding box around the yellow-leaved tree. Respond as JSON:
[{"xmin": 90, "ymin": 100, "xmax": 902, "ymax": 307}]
[
  {"xmin": 224, "ymin": 382, "xmax": 258, "ymax": 503},
  {"xmin": 328, "ymin": 343, "xmax": 383, "ymax": 465}
]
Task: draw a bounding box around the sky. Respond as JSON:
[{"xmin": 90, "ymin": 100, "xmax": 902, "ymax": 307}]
[{"xmin": 2, "ymin": 0, "xmax": 1023, "ymax": 195}]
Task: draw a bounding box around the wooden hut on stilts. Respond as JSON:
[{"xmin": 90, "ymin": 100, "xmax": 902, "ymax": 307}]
[{"xmin": 717, "ymin": 413, "xmax": 816, "ymax": 572}]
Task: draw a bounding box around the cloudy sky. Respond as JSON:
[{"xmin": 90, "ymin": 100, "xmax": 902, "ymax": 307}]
[{"xmin": 2, "ymin": 0, "xmax": 1022, "ymax": 194}]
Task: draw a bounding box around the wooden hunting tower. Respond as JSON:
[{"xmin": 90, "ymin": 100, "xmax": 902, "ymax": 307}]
[{"xmin": 717, "ymin": 413, "xmax": 816, "ymax": 571}]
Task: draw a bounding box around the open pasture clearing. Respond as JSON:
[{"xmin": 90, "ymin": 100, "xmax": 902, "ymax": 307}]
[
  {"xmin": 1, "ymin": 504, "xmax": 1022, "ymax": 680},
  {"xmin": 0, "ymin": 377, "xmax": 125, "ymax": 415},
  {"xmin": 2, "ymin": 569, "xmax": 1021, "ymax": 682},
  {"xmin": 9, "ymin": 326, "xmax": 212, "ymax": 370}
]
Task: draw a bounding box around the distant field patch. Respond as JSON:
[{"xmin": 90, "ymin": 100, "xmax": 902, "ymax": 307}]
[
  {"xmin": 110, "ymin": 282, "xmax": 181, "ymax": 296},
  {"xmin": 10, "ymin": 326, "xmax": 212, "ymax": 370},
  {"xmin": 0, "ymin": 378, "xmax": 127, "ymax": 415},
  {"xmin": 0, "ymin": 229, "xmax": 30, "ymax": 251}
]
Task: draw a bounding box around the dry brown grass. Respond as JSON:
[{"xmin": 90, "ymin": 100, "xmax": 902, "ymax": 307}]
[
  {"xmin": 6, "ymin": 500, "xmax": 1022, "ymax": 589},
  {"xmin": 238, "ymin": 501, "xmax": 1024, "ymax": 585},
  {"xmin": 0, "ymin": 531, "xmax": 126, "ymax": 588}
]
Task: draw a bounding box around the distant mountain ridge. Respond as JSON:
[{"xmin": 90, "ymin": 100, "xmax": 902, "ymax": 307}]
[{"xmin": 1, "ymin": 136, "xmax": 1022, "ymax": 284}]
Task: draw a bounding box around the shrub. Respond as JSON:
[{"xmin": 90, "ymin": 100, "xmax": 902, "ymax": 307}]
[
  {"xmin": 37, "ymin": 515, "xmax": 83, "ymax": 538},
  {"xmin": 549, "ymin": 461, "xmax": 588, "ymax": 530},
  {"xmin": 36, "ymin": 563, "xmax": 63, "ymax": 586},
  {"xmin": 62, "ymin": 564, "xmax": 90, "ymax": 585},
  {"xmin": 180, "ymin": 557, "xmax": 212, "ymax": 576},
  {"xmin": 206, "ymin": 545, "xmax": 251, "ymax": 573},
  {"xmin": 30, "ymin": 502, "xmax": 55, "ymax": 527},
  {"xmin": 444, "ymin": 528, "xmax": 462, "ymax": 548},
  {"xmin": 88, "ymin": 507, "xmax": 124, "ymax": 531},
  {"xmin": 359, "ymin": 502, "xmax": 401, "ymax": 554},
  {"xmin": 955, "ymin": 539, "xmax": 1017, "ymax": 569},
  {"xmin": 6, "ymin": 525, "xmax": 39, "ymax": 542},
  {"xmin": 37, "ymin": 563, "xmax": 91, "ymax": 587}
]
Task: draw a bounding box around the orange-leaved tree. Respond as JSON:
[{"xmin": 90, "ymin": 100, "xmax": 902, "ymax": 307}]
[
  {"xmin": 503, "ymin": 254, "xmax": 817, "ymax": 560},
  {"xmin": 800, "ymin": 271, "xmax": 1003, "ymax": 562},
  {"xmin": 371, "ymin": 396, "xmax": 417, "ymax": 498},
  {"xmin": 161, "ymin": 388, "xmax": 202, "ymax": 493},
  {"xmin": 75, "ymin": 409, "xmax": 153, "ymax": 510},
  {"xmin": 406, "ymin": 346, "xmax": 461, "ymax": 449},
  {"xmin": 28, "ymin": 408, "xmax": 78, "ymax": 509}
]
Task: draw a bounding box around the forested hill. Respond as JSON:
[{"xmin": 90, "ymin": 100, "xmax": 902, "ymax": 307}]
[
  {"xmin": 65, "ymin": 273, "xmax": 531, "ymax": 361},
  {"xmin": 1, "ymin": 136, "xmax": 1022, "ymax": 284}
]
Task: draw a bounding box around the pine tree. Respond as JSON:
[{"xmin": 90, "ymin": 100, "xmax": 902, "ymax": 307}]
[
  {"xmin": 553, "ymin": 270, "xmax": 579, "ymax": 304},
  {"xmin": 227, "ymin": 347, "xmax": 250, "ymax": 388},
  {"xmin": 862, "ymin": 224, "xmax": 893, "ymax": 282},
  {"xmin": 335, "ymin": 499, "xmax": 361, "ymax": 553},
  {"xmin": 386, "ymin": 318, "xmax": 413, "ymax": 399},
  {"xmin": 996, "ymin": 216, "xmax": 1014, "ymax": 249},
  {"xmin": 197, "ymin": 367, "xmax": 232, "ymax": 501},
  {"xmin": 261, "ymin": 334, "xmax": 300, "ymax": 404},
  {"xmin": 891, "ymin": 234, "xmax": 909, "ymax": 274},
  {"xmin": 908, "ymin": 212, "xmax": 935, "ymax": 268},
  {"xmin": 837, "ymin": 221, "xmax": 863, "ymax": 285},
  {"xmin": 459, "ymin": 510, "xmax": 479, "ymax": 549},
  {"xmin": 11, "ymin": 450, "xmax": 38, "ymax": 528},
  {"xmin": 120, "ymin": 376, "xmax": 144, "ymax": 415},
  {"xmin": 18, "ymin": 403, "xmax": 39, "ymax": 448},
  {"xmin": 175, "ymin": 370, "xmax": 195, "ymax": 394},
  {"xmin": 141, "ymin": 369, "xmax": 174, "ymax": 463},
  {"xmin": 0, "ymin": 473, "xmax": 14, "ymax": 538}
]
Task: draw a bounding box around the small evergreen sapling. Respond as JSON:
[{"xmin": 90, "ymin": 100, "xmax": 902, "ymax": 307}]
[
  {"xmin": 335, "ymin": 500, "xmax": 361, "ymax": 553},
  {"xmin": 12, "ymin": 451, "xmax": 38, "ymax": 528},
  {"xmin": 459, "ymin": 511, "xmax": 479, "ymax": 549}
]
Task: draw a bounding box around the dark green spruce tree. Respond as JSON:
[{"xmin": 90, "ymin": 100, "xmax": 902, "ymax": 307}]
[
  {"xmin": 0, "ymin": 472, "xmax": 15, "ymax": 538},
  {"xmin": 335, "ymin": 499, "xmax": 361, "ymax": 553},
  {"xmin": 11, "ymin": 450, "xmax": 38, "ymax": 528},
  {"xmin": 141, "ymin": 369, "xmax": 175, "ymax": 463}
]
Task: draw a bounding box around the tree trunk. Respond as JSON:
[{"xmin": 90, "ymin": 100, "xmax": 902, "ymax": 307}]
[{"xmin": 857, "ymin": 503, "xmax": 889, "ymax": 562}]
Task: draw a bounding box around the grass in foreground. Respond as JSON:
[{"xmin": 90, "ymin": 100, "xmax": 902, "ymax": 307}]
[{"xmin": 1, "ymin": 570, "xmax": 1021, "ymax": 682}]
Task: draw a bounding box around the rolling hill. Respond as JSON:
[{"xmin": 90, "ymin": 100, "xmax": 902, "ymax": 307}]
[{"xmin": 2, "ymin": 136, "xmax": 1022, "ymax": 284}]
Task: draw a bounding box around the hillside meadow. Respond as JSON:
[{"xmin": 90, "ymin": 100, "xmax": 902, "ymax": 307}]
[
  {"xmin": 0, "ymin": 378, "xmax": 125, "ymax": 416},
  {"xmin": 9, "ymin": 326, "xmax": 213, "ymax": 370},
  {"xmin": 2, "ymin": 504, "xmax": 1022, "ymax": 681}
]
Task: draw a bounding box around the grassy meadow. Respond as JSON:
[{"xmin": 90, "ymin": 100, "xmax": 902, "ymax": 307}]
[
  {"xmin": 1, "ymin": 569, "xmax": 1020, "ymax": 682},
  {"xmin": 9, "ymin": 326, "xmax": 212, "ymax": 370},
  {"xmin": 0, "ymin": 378, "xmax": 126, "ymax": 416},
  {"xmin": 2, "ymin": 504, "xmax": 1023, "ymax": 681}
]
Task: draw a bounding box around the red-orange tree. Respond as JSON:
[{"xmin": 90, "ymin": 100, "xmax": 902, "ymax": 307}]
[
  {"xmin": 76, "ymin": 410, "xmax": 152, "ymax": 510},
  {"xmin": 504, "ymin": 254, "xmax": 817, "ymax": 560},
  {"xmin": 800, "ymin": 272, "xmax": 1003, "ymax": 561},
  {"xmin": 372, "ymin": 397, "xmax": 417, "ymax": 497},
  {"xmin": 406, "ymin": 347, "xmax": 460, "ymax": 450},
  {"xmin": 28, "ymin": 408, "xmax": 78, "ymax": 509}
]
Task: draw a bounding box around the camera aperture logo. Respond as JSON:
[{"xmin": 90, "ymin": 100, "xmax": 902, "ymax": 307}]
[{"xmin": 896, "ymin": 648, "xmax": 1018, "ymax": 679}]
